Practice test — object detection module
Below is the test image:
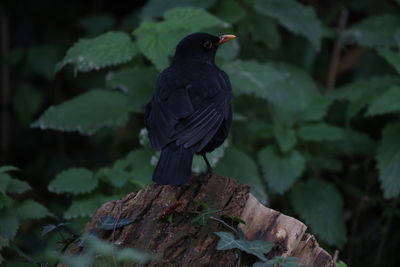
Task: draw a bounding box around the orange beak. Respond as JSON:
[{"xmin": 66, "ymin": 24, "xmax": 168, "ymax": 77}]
[{"xmin": 216, "ymin": 34, "xmax": 236, "ymax": 46}]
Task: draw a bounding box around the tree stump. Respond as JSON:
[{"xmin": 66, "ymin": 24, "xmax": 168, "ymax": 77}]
[{"xmin": 80, "ymin": 174, "xmax": 334, "ymax": 267}]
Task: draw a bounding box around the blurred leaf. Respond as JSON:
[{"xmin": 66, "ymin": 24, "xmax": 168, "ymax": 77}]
[
  {"xmin": 336, "ymin": 260, "xmax": 348, "ymax": 267},
  {"xmin": 254, "ymin": 0, "xmax": 322, "ymax": 50},
  {"xmin": 27, "ymin": 45, "xmax": 61, "ymax": 80},
  {"xmin": 215, "ymin": 231, "xmax": 273, "ymax": 261},
  {"xmin": 297, "ymin": 123, "xmax": 346, "ymax": 142},
  {"xmin": 191, "ymin": 209, "xmax": 219, "ymax": 225},
  {"xmin": 106, "ymin": 66, "xmax": 158, "ymax": 112},
  {"xmin": 140, "ymin": 0, "xmax": 217, "ymax": 18},
  {"xmin": 0, "ymin": 217, "xmax": 19, "ymax": 241},
  {"xmin": 64, "ymin": 195, "xmax": 115, "ymax": 219},
  {"xmin": 378, "ymin": 48, "xmax": 400, "ymax": 74},
  {"xmin": 31, "ymin": 90, "xmax": 130, "ymax": 135},
  {"xmin": 273, "ymin": 123, "xmax": 297, "ymax": 152},
  {"xmin": 59, "ymin": 254, "xmax": 93, "ymax": 267},
  {"xmin": 253, "ymin": 257, "xmax": 299, "ymax": 267},
  {"xmin": 215, "ymin": 146, "xmax": 268, "ymax": 204},
  {"xmin": 341, "ymin": 14, "xmax": 400, "ymax": 47},
  {"xmin": 192, "ymin": 141, "xmax": 228, "ymax": 173},
  {"xmin": 135, "ymin": 7, "xmax": 226, "ymax": 70},
  {"xmin": 258, "ymin": 146, "xmax": 305, "ymax": 194},
  {"xmin": 13, "ymin": 84, "xmax": 44, "ymax": 126},
  {"xmin": 78, "ymin": 14, "xmax": 116, "ymax": 36},
  {"xmin": 0, "ymin": 173, "xmax": 31, "ymax": 195},
  {"xmin": 293, "ymin": 95, "xmax": 333, "ymax": 122},
  {"xmin": 328, "ymin": 129, "xmax": 376, "ymax": 156},
  {"xmin": 0, "ymin": 166, "xmax": 19, "ymax": 174},
  {"xmin": 15, "ymin": 200, "xmax": 53, "ymax": 220},
  {"xmin": 376, "ymin": 122, "xmax": 400, "ymax": 199},
  {"xmin": 48, "ymin": 168, "xmax": 97, "ymax": 195},
  {"xmin": 213, "ymin": 0, "xmax": 246, "ymax": 24},
  {"xmin": 290, "ymin": 178, "xmax": 346, "ymax": 247},
  {"xmin": 98, "ymin": 216, "xmax": 134, "ymax": 230},
  {"xmin": 56, "ymin": 31, "xmax": 138, "ymax": 73},
  {"xmin": 366, "ymin": 86, "xmax": 400, "ymax": 116}
]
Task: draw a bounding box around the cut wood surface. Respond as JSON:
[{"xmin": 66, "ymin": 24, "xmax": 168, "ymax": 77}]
[{"xmin": 77, "ymin": 174, "xmax": 334, "ymax": 267}]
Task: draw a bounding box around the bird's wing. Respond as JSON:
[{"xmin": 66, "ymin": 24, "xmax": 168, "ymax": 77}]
[{"xmin": 145, "ymin": 68, "xmax": 232, "ymax": 152}]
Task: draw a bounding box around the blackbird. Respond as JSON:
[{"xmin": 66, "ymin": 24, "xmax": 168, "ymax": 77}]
[{"xmin": 145, "ymin": 32, "xmax": 235, "ymax": 186}]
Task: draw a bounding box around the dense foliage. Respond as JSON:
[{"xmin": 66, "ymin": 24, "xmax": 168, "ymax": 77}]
[{"xmin": 1, "ymin": 0, "xmax": 400, "ymax": 266}]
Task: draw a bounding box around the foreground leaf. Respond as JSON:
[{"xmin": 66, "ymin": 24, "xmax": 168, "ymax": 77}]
[
  {"xmin": 215, "ymin": 232, "xmax": 273, "ymax": 261},
  {"xmin": 376, "ymin": 122, "xmax": 400, "ymax": 199},
  {"xmin": 258, "ymin": 146, "xmax": 305, "ymax": 194},
  {"xmin": 15, "ymin": 200, "xmax": 53, "ymax": 220},
  {"xmin": 254, "ymin": 0, "xmax": 322, "ymax": 50},
  {"xmin": 56, "ymin": 31, "xmax": 138, "ymax": 73},
  {"xmin": 378, "ymin": 48, "xmax": 400, "ymax": 74},
  {"xmin": 366, "ymin": 86, "xmax": 400, "ymax": 116},
  {"xmin": 31, "ymin": 90, "xmax": 130, "ymax": 135},
  {"xmin": 48, "ymin": 168, "xmax": 97, "ymax": 195},
  {"xmin": 290, "ymin": 179, "xmax": 346, "ymax": 247}
]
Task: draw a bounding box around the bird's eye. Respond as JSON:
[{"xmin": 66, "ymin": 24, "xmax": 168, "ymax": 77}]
[{"xmin": 203, "ymin": 41, "xmax": 213, "ymax": 49}]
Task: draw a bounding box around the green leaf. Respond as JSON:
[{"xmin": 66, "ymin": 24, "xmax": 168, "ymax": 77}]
[
  {"xmin": 191, "ymin": 209, "xmax": 219, "ymax": 225},
  {"xmin": 15, "ymin": 200, "xmax": 53, "ymax": 220},
  {"xmin": 78, "ymin": 14, "xmax": 116, "ymax": 36},
  {"xmin": 13, "ymin": 84, "xmax": 44, "ymax": 126},
  {"xmin": 366, "ymin": 86, "xmax": 400, "ymax": 116},
  {"xmin": 341, "ymin": 14, "xmax": 400, "ymax": 47},
  {"xmin": 376, "ymin": 122, "xmax": 400, "ymax": 199},
  {"xmin": 215, "ymin": 231, "xmax": 273, "ymax": 261},
  {"xmin": 254, "ymin": 0, "xmax": 322, "ymax": 50},
  {"xmin": 215, "ymin": 146, "xmax": 268, "ymax": 204},
  {"xmin": 378, "ymin": 48, "xmax": 400, "ymax": 74},
  {"xmin": 192, "ymin": 141, "xmax": 228, "ymax": 173},
  {"xmin": 336, "ymin": 260, "xmax": 348, "ymax": 267},
  {"xmin": 48, "ymin": 168, "xmax": 97, "ymax": 195},
  {"xmin": 0, "ymin": 216, "xmax": 19, "ymax": 241},
  {"xmin": 64, "ymin": 195, "xmax": 115, "ymax": 219},
  {"xmin": 106, "ymin": 67, "xmax": 158, "ymax": 112},
  {"xmin": 258, "ymin": 146, "xmax": 305, "ymax": 194},
  {"xmin": 290, "ymin": 179, "xmax": 346, "ymax": 247},
  {"xmin": 135, "ymin": 7, "xmax": 225, "ymax": 70},
  {"xmin": 213, "ymin": 0, "xmax": 246, "ymax": 24},
  {"xmin": 27, "ymin": 45, "xmax": 61, "ymax": 80},
  {"xmin": 0, "ymin": 166, "xmax": 19, "ymax": 174},
  {"xmin": 56, "ymin": 31, "xmax": 138, "ymax": 73},
  {"xmin": 297, "ymin": 123, "xmax": 346, "ymax": 142},
  {"xmin": 31, "ymin": 90, "xmax": 130, "ymax": 135},
  {"xmin": 140, "ymin": 0, "xmax": 217, "ymax": 18},
  {"xmin": 273, "ymin": 123, "xmax": 297, "ymax": 153},
  {"xmin": 0, "ymin": 173, "xmax": 31, "ymax": 195}
]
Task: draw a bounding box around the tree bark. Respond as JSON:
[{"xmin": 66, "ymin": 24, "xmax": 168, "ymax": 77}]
[{"xmin": 79, "ymin": 174, "xmax": 334, "ymax": 267}]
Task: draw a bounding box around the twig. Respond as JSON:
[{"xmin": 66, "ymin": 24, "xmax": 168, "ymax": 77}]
[
  {"xmin": 209, "ymin": 216, "xmax": 239, "ymax": 235},
  {"xmin": 326, "ymin": 8, "xmax": 349, "ymax": 92}
]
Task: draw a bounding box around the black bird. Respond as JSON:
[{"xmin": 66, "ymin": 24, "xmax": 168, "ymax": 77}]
[{"xmin": 145, "ymin": 32, "xmax": 235, "ymax": 186}]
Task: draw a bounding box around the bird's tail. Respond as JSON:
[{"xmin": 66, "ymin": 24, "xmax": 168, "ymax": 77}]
[{"xmin": 153, "ymin": 143, "xmax": 194, "ymax": 186}]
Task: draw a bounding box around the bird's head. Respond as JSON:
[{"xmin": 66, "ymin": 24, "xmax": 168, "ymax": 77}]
[{"xmin": 173, "ymin": 32, "xmax": 236, "ymax": 64}]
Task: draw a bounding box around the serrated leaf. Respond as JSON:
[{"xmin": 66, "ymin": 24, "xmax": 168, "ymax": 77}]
[
  {"xmin": 0, "ymin": 217, "xmax": 19, "ymax": 241},
  {"xmin": 297, "ymin": 123, "xmax": 346, "ymax": 142},
  {"xmin": 191, "ymin": 209, "xmax": 219, "ymax": 225},
  {"xmin": 140, "ymin": 0, "xmax": 217, "ymax": 18},
  {"xmin": 376, "ymin": 122, "xmax": 400, "ymax": 199},
  {"xmin": 64, "ymin": 195, "xmax": 115, "ymax": 219},
  {"xmin": 15, "ymin": 200, "xmax": 53, "ymax": 220},
  {"xmin": 215, "ymin": 146, "xmax": 268, "ymax": 204},
  {"xmin": 258, "ymin": 146, "xmax": 305, "ymax": 194},
  {"xmin": 0, "ymin": 166, "xmax": 20, "ymax": 174},
  {"xmin": 341, "ymin": 14, "xmax": 400, "ymax": 47},
  {"xmin": 135, "ymin": 7, "xmax": 225, "ymax": 70},
  {"xmin": 49, "ymin": 168, "xmax": 97, "ymax": 195},
  {"xmin": 0, "ymin": 173, "xmax": 31, "ymax": 195},
  {"xmin": 378, "ymin": 48, "xmax": 400, "ymax": 74},
  {"xmin": 290, "ymin": 179, "xmax": 346, "ymax": 247},
  {"xmin": 106, "ymin": 67, "xmax": 158, "ymax": 112},
  {"xmin": 32, "ymin": 90, "xmax": 130, "ymax": 135},
  {"xmin": 98, "ymin": 216, "xmax": 134, "ymax": 230},
  {"xmin": 366, "ymin": 86, "xmax": 400, "ymax": 116},
  {"xmin": 273, "ymin": 123, "xmax": 297, "ymax": 153},
  {"xmin": 56, "ymin": 31, "xmax": 138, "ymax": 73},
  {"xmin": 254, "ymin": 0, "xmax": 322, "ymax": 50},
  {"xmin": 215, "ymin": 232, "xmax": 273, "ymax": 261},
  {"xmin": 0, "ymin": 195, "xmax": 13, "ymax": 209}
]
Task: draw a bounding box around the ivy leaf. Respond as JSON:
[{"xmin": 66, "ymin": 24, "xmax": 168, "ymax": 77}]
[
  {"xmin": 15, "ymin": 200, "xmax": 53, "ymax": 220},
  {"xmin": 376, "ymin": 122, "xmax": 400, "ymax": 199},
  {"xmin": 215, "ymin": 232, "xmax": 273, "ymax": 261},
  {"xmin": 254, "ymin": 0, "xmax": 322, "ymax": 50},
  {"xmin": 140, "ymin": 0, "xmax": 217, "ymax": 18},
  {"xmin": 341, "ymin": 14, "xmax": 400, "ymax": 47},
  {"xmin": 258, "ymin": 146, "xmax": 305, "ymax": 194},
  {"xmin": 31, "ymin": 90, "xmax": 130, "ymax": 135},
  {"xmin": 290, "ymin": 179, "xmax": 346, "ymax": 247},
  {"xmin": 48, "ymin": 168, "xmax": 97, "ymax": 195},
  {"xmin": 98, "ymin": 216, "xmax": 134, "ymax": 230},
  {"xmin": 191, "ymin": 209, "xmax": 219, "ymax": 225},
  {"xmin": 64, "ymin": 195, "xmax": 116, "ymax": 219},
  {"xmin": 297, "ymin": 123, "xmax": 346, "ymax": 142},
  {"xmin": 366, "ymin": 86, "xmax": 400, "ymax": 116},
  {"xmin": 378, "ymin": 48, "xmax": 400, "ymax": 74},
  {"xmin": 56, "ymin": 31, "xmax": 138, "ymax": 74},
  {"xmin": 215, "ymin": 146, "xmax": 268, "ymax": 204}
]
